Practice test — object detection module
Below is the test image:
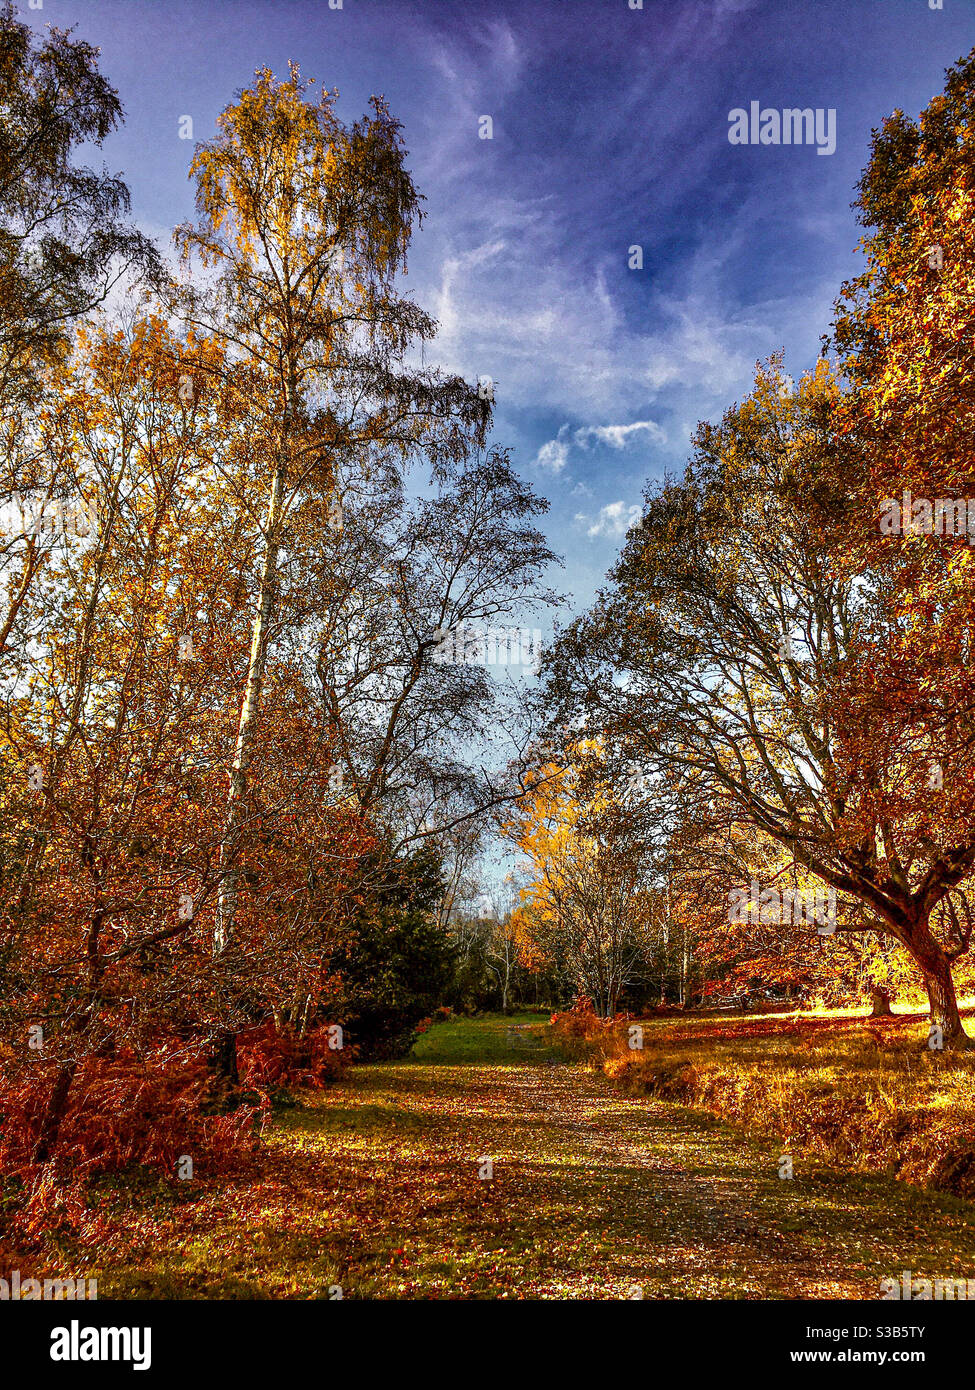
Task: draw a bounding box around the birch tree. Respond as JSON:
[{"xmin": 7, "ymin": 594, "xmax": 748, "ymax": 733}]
[{"xmin": 171, "ymin": 67, "xmax": 489, "ymax": 963}]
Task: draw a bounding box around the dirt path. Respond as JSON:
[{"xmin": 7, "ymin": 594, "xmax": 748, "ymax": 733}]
[{"xmin": 93, "ymin": 1017, "xmax": 975, "ymax": 1299}]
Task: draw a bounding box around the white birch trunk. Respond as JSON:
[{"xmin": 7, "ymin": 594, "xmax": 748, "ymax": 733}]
[{"xmin": 214, "ymin": 395, "xmax": 292, "ymax": 955}]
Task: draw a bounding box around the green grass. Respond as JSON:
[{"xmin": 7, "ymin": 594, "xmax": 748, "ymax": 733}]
[{"xmin": 409, "ymin": 1012, "xmax": 556, "ymax": 1065}]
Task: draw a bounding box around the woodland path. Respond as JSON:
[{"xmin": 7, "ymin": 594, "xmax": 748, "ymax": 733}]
[{"xmin": 93, "ymin": 1014, "xmax": 975, "ymax": 1298}]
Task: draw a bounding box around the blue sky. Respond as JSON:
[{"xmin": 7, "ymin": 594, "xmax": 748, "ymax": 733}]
[{"xmin": 22, "ymin": 0, "xmax": 975, "ymax": 616}]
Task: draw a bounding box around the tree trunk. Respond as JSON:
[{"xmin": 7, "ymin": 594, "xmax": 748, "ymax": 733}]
[
  {"xmin": 208, "ymin": 1029, "xmax": 240, "ymax": 1091},
  {"xmin": 215, "ymin": 387, "xmax": 293, "ymax": 957},
  {"xmin": 919, "ymin": 951, "xmax": 971, "ymax": 1050},
  {"xmin": 32, "ymin": 1059, "xmax": 79, "ymax": 1164},
  {"xmin": 35, "ymin": 887, "xmax": 106, "ymax": 1161},
  {"xmin": 869, "ymin": 985, "xmax": 893, "ymax": 1017},
  {"xmin": 298, "ymin": 994, "xmax": 313, "ymax": 1039},
  {"xmin": 900, "ymin": 915, "xmax": 971, "ymax": 1049}
]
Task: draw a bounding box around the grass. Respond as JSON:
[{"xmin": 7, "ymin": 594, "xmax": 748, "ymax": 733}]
[
  {"xmin": 558, "ymin": 1000, "xmax": 975, "ymax": 1199},
  {"xmin": 9, "ymin": 1011, "xmax": 975, "ymax": 1299},
  {"xmin": 410, "ymin": 1011, "xmax": 554, "ymax": 1065}
]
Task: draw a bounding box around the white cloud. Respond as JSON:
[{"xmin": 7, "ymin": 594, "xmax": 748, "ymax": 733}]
[
  {"xmin": 533, "ymin": 418, "xmax": 665, "ymax": 473},
  {"xmin": 534, "ymin": 425, "xmax": 572, "ymax": 473},
  {"xmin": 416, "ymin": 20, "xmax": 524, "ymax": 175},
  {"xmin": 417, "ymin": 213, "xmax": 832, "ymax": 420},
  {"xmin": 576, "ymin": 420, "xmax": 667, "ymax": 450},
  {"xmin": 586, "ymin": 501, "xmax": 643, "ymax": 539}
]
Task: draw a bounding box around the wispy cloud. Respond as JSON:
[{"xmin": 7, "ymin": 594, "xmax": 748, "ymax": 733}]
[
  {"xmin": 533, "ymin": 419, "xmax": 665, "ymax": 473},
  {"xmin": 535, "ymin": 426, "xmax": 573, "ymax": 473},
  {"xmin": 576, "ymin": 421, "xmax": 666, "ymax": 450},
  {"xmin": 583, "ymin": 501, "xmax": 644, "ymax": 539},
  {"xmin": 414, "ymin": 18, "xmax": 524, "ymax": 174}
]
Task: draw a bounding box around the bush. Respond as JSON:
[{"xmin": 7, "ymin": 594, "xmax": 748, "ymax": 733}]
[
  {"xmin": 0, "ymin": 1043, "xmax": 264, "ymax": 1184},
  {"xmin": 236, "ymin": 1021, "xmax": 352, "ymax": 1092},
  {"xmin": 332, "ymin": 847, "xmax": 457, "ymax": 1059}
]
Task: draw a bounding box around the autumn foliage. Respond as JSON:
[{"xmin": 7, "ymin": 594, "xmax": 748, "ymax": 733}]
[
  {"xmin": 235, "ymin": 1022, "xmax": 352, "ymax": 1092},
  {"xmin": 0, "ymin": 20, "xmax": 555, "ymax": 1229}
]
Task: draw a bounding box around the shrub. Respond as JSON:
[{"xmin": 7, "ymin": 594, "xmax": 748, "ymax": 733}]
[
  {"xmin": 333, "ymin": 847, "xmax": 457, "ymax": 1059},
  {"xmin": 0, "ymin": 1042, "xmax": 264, "ymax": 1185},
  {"xmin": 236, "ymin": 1021, "xmax": 351, "ymax": 1092}
]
